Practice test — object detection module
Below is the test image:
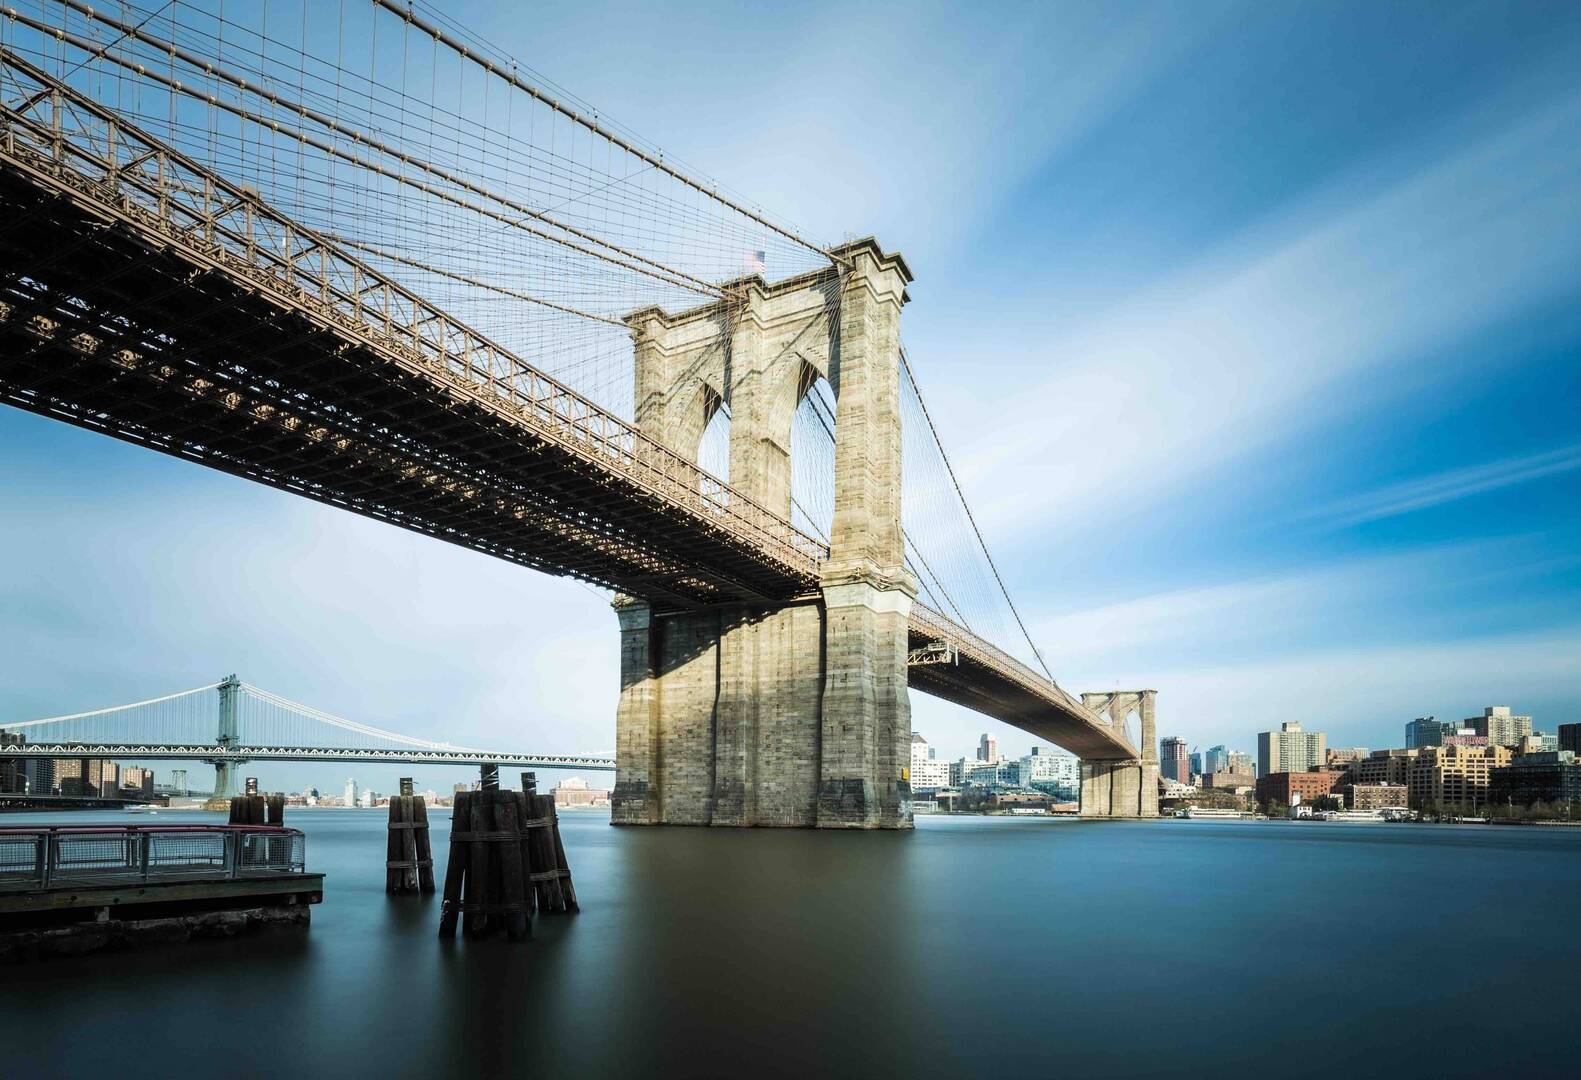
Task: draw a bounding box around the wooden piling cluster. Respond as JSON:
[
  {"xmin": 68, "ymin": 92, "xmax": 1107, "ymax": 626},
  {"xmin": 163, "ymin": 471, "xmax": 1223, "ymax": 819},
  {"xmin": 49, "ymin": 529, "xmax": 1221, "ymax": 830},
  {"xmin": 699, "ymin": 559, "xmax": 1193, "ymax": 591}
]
[
  {"xmin": 438, "ymin": 772, "xmax": 578, "ymax": 940},
  {"xmin": 385, "ymin": 778, "xmax": 435, "ymax": 894},
  {"xmin": 228, "ymin": 792, "xmax": 284, "ymax": 825}
]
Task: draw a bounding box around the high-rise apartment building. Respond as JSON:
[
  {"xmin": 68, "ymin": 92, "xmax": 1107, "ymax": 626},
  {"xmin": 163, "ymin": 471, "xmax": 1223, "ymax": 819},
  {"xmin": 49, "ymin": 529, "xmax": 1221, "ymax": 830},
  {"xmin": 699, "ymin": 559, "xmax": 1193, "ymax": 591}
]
[
  {"xmin": 977, "ymin": 734, "xmax": 998, "ymax": 763},
  {"xmin": 1406, "ymin": 716, "xmax": 1456, "ymax": 749},
  {"xmin": 1258, "ymin": 722, "xmax": 1326, "ymax": 777},
  {"xmin": 55, "ymin": 757, "xmax": 113, "ymax": 797},
  {"xmin": 1160, "ymin": 737, "xmax": 1190, "ymax": 783},
  {"xmin": 120, "ymin": 766, "xmax": 155, "ymax": 798},
  {"xmin": 344, "ymin": 777, "xmax": 358, "ymax": 808},
  {"xmin": 1204, "ymin": 745, "xmax": 1229, "ymax": 774},
  {"xmin": 1188, "ymin": 751, "xmax": 1204, "ymax": 777},
  {"xmin": 1466, "ymin": 707, "xmax": 1532, "ymax": 749}
]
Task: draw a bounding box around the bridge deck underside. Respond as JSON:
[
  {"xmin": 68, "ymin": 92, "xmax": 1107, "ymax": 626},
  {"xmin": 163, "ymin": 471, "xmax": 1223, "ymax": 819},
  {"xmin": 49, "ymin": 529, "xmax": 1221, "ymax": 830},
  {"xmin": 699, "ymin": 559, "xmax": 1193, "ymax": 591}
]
[
  {"xmin": 0, "ymin": 168, "xmax": 815, "ymax": 610},
  {"xmin": 0, "ymin": 152, "xmax": 1135, "ymax": 762}
]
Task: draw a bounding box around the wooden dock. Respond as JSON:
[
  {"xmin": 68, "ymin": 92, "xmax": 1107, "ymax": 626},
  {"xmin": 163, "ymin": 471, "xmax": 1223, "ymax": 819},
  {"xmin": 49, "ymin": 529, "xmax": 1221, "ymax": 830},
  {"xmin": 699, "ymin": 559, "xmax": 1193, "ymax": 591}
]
[{"xmin": 0, "ymin": 824, "xmax": 322, "ymax": 962}]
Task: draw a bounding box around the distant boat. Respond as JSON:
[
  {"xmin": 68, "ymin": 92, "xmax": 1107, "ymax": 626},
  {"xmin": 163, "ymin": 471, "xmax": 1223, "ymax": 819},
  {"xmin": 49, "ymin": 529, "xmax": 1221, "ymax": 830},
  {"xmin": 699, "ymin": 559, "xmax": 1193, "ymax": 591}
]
[{"xmin": 126, "ymin": 804, "xmax": 158, "ymax": 814}]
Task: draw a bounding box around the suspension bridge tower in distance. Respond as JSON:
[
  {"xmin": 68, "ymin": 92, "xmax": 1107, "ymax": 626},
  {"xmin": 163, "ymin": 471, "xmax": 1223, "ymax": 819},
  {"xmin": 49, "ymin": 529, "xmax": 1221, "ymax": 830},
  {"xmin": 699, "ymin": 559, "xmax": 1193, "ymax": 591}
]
[
  {"xmin": 205, "ymin": 674, "xmax": 246, "ymax": 802},
  {"xmin": 612, "ymin": 239, "xmax": 916, "ymax": 829}
]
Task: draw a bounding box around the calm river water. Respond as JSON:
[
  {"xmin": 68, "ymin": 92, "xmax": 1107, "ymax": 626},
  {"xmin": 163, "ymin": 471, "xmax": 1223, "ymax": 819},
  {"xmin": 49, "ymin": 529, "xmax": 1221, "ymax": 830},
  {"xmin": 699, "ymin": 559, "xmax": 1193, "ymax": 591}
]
[{"xmin": 4, "ymin": 809, "xmax": 1579, "ymax": 1078}]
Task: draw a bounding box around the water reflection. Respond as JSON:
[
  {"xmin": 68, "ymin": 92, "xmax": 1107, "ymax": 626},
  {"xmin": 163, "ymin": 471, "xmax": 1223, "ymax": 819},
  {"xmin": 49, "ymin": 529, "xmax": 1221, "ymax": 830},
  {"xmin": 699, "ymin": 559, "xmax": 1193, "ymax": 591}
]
[{"xmin": 4, "ymin": 810, "xmax": 1580, "ymax": 1078}]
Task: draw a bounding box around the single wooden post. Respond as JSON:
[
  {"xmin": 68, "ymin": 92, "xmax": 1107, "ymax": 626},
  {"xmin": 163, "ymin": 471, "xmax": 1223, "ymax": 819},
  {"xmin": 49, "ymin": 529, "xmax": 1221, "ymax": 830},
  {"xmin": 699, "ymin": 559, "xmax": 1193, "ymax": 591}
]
[
  {"xmin": 548, "ymin": 800, "xmax": 579, "ymax": 912},
  {"xmin": 413, "ymin": 792, "xmax": 435, "ymax": 894},
  {"xmin": 464, "ymin": 784, "xmax": 493, "ymax": 935},
  {"xmin": 385, "ymin": 795, "xmax": 407, "ymax": 893},
  {"xmin": 437, "ymin": 790, "xmax": 470, "ymax": 937},
  {"xmin": 495, "ymin": 790, "xmax": 530, "ymax": 941},
  {"xmin": 266, "ymin": 793, "xmax": 285, "ymax": 826}
]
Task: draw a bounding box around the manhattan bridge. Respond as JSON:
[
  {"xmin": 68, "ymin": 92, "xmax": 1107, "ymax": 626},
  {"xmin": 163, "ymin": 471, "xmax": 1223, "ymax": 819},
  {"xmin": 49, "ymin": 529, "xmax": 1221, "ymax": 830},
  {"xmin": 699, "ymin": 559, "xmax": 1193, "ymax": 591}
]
[{"xmin": 0, "ymin": 0, "xmax": 1158, "ymax": 824}]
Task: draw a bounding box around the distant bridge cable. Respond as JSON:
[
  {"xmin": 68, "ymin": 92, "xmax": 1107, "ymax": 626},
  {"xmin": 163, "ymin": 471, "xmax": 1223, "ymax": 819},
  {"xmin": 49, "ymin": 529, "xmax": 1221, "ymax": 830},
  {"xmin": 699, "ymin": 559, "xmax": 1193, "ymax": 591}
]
[{"xmin": 1, "ymin": 682, "xmax": 222, "ymax": 731}]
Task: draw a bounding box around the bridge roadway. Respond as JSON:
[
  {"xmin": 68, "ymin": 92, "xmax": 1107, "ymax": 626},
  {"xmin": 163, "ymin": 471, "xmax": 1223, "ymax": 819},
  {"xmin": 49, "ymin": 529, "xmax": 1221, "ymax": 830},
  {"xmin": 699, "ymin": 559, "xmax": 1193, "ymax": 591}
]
[
  {"xmin": 1, "ymin": 745, "xmax": 616, "ymax": 770},
  {"xmin": 0, "ymin": 50, "xmax": 1134, "ymax": 762}
]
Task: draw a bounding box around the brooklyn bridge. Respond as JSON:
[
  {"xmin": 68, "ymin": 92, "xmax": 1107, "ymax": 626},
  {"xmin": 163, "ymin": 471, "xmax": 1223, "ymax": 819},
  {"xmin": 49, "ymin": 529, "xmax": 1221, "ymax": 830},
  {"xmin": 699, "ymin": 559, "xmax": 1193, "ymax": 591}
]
[{"xmin": 0, "ymin": 0, "xmax": 1158, "ymax": 825}]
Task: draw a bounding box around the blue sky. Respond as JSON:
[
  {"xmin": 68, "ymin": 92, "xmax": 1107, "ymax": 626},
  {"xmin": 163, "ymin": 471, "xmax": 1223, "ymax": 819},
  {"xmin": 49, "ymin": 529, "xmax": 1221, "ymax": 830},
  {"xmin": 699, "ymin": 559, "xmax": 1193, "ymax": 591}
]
[{"xmin": 3, "ymin": 0, "xmax": 1580, "ymax": 791}]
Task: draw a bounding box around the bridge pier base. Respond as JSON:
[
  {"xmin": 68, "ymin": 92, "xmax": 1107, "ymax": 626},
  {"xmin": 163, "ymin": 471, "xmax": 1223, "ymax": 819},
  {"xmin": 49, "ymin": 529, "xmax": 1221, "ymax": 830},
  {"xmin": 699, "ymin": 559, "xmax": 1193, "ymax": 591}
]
[
  {"xmin": 1077, "ymin": 690, "xmax": 1161, "ymax": 818},
  {"xmin": 610, "ymin": 590, "xmax": 912, "ymax": 830},
  {"xmin": 1078, "ymin": 759, "xmax": 1159, "ymax": 818}
]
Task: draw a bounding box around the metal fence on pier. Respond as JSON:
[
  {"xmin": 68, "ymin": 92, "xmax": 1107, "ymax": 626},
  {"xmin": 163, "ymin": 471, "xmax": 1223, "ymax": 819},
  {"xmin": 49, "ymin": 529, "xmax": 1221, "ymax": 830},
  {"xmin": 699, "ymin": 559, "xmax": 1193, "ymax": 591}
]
[{"xmin": 0, "ymin": 825, "xmax": 305, "ymax": 891}]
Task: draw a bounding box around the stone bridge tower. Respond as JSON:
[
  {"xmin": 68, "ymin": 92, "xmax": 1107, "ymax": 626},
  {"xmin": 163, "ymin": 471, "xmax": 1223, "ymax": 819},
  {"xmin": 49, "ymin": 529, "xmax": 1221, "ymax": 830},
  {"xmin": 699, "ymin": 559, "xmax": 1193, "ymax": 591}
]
[
  {"xmin": 611, "ymin": 238, "xmax": 915, "ymax": 829},
  {"xmin": 1077, "ymin": 690, "xmax": 1160, "ymax": 817}
]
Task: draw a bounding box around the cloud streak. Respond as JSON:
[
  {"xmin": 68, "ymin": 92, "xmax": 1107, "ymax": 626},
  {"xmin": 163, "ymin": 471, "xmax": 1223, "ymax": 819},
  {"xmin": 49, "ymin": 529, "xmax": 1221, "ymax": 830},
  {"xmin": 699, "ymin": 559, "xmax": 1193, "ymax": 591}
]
[
  {"xmin": 1308, "ymin": 443, "xmax": 1581, "ymax": 527},
  {"xmin": 958, "ymin": 83, "xmax": 1581, "ymax": 538}
]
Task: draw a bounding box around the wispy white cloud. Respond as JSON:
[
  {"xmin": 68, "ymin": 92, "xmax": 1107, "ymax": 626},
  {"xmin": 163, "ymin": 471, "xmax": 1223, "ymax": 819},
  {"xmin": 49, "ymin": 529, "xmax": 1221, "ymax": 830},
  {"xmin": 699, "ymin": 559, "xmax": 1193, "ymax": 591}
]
[
  {"xmin": 955, "ymin": 84, "xmax": 1581, "ymax": 537},
  {"xmin": 1308, "ymin": 443, "xmax": 1581, "ymax": 527}
]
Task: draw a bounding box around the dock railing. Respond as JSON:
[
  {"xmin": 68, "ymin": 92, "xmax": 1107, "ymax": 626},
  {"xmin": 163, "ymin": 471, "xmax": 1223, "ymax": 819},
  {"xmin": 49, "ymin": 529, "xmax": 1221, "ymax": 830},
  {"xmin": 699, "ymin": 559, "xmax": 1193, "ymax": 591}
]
[{"xmin": 0, "ymin": 825, "xmax": 305, "ymax": 891}]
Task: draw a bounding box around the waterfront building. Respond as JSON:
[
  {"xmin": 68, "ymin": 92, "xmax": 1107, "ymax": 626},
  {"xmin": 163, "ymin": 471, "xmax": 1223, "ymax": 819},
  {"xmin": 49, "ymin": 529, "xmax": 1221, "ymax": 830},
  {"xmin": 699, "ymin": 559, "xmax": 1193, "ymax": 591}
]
[
  {"xmin": 344, "ymin": 778, "xmax": 358, "ymax": 808},
  {"xmin": 1201, "ymin": 770, "xmax": 1256, "ymax": 792},
  {"xmin": 1466, "ymin": 706, "xmax": 1532, "ymax": 749},
  {"xmin": 977, "ymin": 734, "xmax": 998, "ymax": 763},
  {"xmin": 909, "ymin": 734, "xmax": 951, "ymax": 793},
  {"xmin": 912, "ymin": 757, "xmax": 951, "ymax": 794},
  {"xmin": 1019, "ymin": 748, "xmax": 1078, "ymax": 799},
  {"xmin": 1258, "ymin": 722, "xmax": 1326, "ymax": 778},
  {"xmin": 0, "ymin": 730, "xmax": 23, "ymax": 792},
  {"xmin": 1408, "ymin": 744, "xmax": 1513, "ymax": 813},
  {"xmin": 1204, "ymin": 745, "xmax": 1229, "ymax": 774},
  {"xmin": 964, "ymin": 760, "xmax": 1017, "ymax": 787},
  {"xmin": 1405, "ymin": 717, "xmax": 1456, "ymax": 749},
  {"xmin": 1487, "ymin": 751, "xmax": 1581, "ymax": 809},
  {"xmin": 120, "ymin": 766, "xmax": 155, "ymax": 799},
  {"xmin": 1160, "ymin": 736, "xmax": 1190, "ymax": 783},
  {"xmin": 358, "ymin": 790, "xmax": 376, "ymax": 809},
  {"xmin": 55, "ymin": 757, "xmax": 114, "ymax": 797},
  {"xmin": 23, "ymin": 757, "xmax": 54, "ymax": 796},
  {"xmin": 1159, "ymin": 777, "xmax": 1197, "ymax": 799},
  {"xmin": 1346, "ymin": 783, "xmax": 1409, "ymax": 810},
  {"xmin": 1559, "ymin": 723, "xmax": 1581, "ymax": 755},
  {"xmin": 1227, "ymin": 750, "xmax": 1255, "ymax": 776},
  {"xmin": 1256, "ymin": 770, "xmax": 1340, "ymax": 807},
  {"xmin": 1353, "ymin": 749, "xmax": 1419, "ymax": 787},
  {"xmin": 553, "ymin": 777, "xmax": 611, "ymax": 807}
]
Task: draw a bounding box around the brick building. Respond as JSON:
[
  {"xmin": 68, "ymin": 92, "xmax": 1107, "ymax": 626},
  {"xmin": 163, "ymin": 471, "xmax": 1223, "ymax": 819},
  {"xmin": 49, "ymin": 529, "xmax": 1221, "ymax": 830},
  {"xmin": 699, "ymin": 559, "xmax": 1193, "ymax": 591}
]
[{"xmin": 1256, "ymin": 770, "xmax": 1341, "ymax": 808}]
